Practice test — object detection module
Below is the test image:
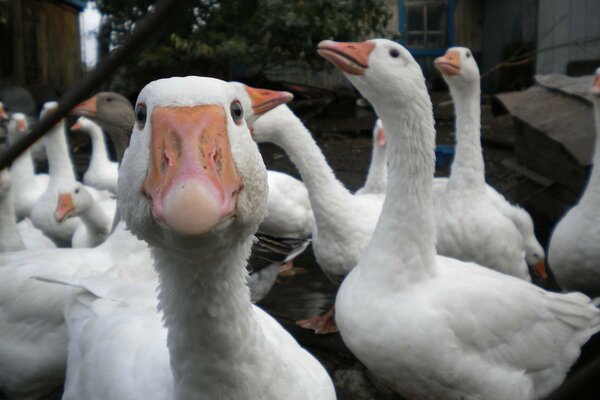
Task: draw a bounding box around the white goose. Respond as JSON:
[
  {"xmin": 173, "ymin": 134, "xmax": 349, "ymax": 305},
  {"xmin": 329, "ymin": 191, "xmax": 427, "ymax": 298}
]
[
  {"xmin": 356, "ymin": 118, "xmax": 387, "ymax": 195},
  {"xmin": 59, "ymin": 76, "xmax": 336, "ymax": 400},
  {"xmin": 252, "ymin": 103, "xmax": 384, "ymax": 333},
  {"xmin": 320, "ymin": 38, "xmax": 600, "ymax": 400},
  {"xmin": 548, "ymin": 68, "xmax": 600, "ymax": 296},
  {"xmin": 431, "ymin": 47, "xmax": 538, "ymax": 281},
  {"xmin": 54, "ymin": 182, "xmax": 114, "ymax": 248},
  {"xmin": 6, "ymin": 113, "xmax": 49, "ymax": 220},
  {"xmin": 29, "ymin": 102, "xmax": 82, "ymax": 246},
  {"xmin": 71, "ymin": 116, "xmax": 119, "ymax": 193}
]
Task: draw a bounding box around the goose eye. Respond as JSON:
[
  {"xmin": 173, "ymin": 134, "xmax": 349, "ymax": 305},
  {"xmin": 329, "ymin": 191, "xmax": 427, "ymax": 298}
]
[
  {"xmin": 466, "ymin": 51, "xmax": 471, "ymax": 58},
  {"xmin": 389, "ymin": 48, "xmax": 400, "ymax": 58},
  {"xmin": 74, "ymin": 188, "xmax": 80, "ymax": 194},
  {"xmin": 230, "ymin": 100, "xmax": 243, "ymax": 125},
  {"xmin": 135, "ymin": 104, "xmax": 147, "ymax": 129}
]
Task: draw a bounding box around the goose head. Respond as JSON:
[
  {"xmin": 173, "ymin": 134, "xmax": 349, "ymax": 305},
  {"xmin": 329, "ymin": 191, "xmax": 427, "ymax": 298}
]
[
  {"xmin": 7, "ymin": 113, "xmax": 28, "ymax": 144},
  {"xmin": 318, "ymin": 39, "xmax": 427, "ymax": 110},
  {"xmin": 54, "ymin": 182, "xmax": 93, "ymax": 223},
  {"xmin": 118, "ymin": 77, "xmax": 269, "ymax": 253},
  {"xmin": 230, "ymin": 82, "xmax": 293, "ymax": 128},
  {"xmin": 71, "ymin": 92, "xmax": 134, "ymax": 163},
  {"xmin": 434, "ymin": 47, "xmax": 479, "ymax": 91},
  {"xmin": 70, "ymin": 116, "xmax": 95, "ymax": 132}
]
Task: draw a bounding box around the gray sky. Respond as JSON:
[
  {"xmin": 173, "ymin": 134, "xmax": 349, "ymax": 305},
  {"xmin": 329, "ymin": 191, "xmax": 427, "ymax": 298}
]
[{"xmin": 80, "ymin": 1, "xmax": 101, "ymax": 67}]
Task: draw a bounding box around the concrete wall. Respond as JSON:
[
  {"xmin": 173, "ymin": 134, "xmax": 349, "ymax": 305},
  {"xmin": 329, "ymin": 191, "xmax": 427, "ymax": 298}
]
[{"xmin": 536, "ymin": 0, "xmax": 600, "ymax": 74}]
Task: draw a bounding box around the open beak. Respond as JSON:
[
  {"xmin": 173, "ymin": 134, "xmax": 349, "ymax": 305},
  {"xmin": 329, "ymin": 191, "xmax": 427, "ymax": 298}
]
[
  {"xmin": 244, "ymin": 86, "xmax": 293, "ymax": 116},
  {"xmin": 434, "ymin": 50, "xmax": 461, "ymax": 76},
  {"xmin": 141, "ymin": 105, "xmax": 243, "ymax": 236},
  {"xmin": 71, "ymin": 96, "xmax": 97, "ymax": 117},
  {"xmin": 591, "ymin": 74, "xmax": 600, "ymax": 95},
  {"xmin": 0, "ymin": 105, "xmax": 7, "ymax": 120},
  {"xmin": 317, "ymin": 40, "xmax": 375, "ymax": 76},
  {"xmin": 533, "ymin": 260, "xmax": 547, "ymax": 280},
  {"xmin": 55, "ymin": 193, "xmax": 75, "ymax": 223}
]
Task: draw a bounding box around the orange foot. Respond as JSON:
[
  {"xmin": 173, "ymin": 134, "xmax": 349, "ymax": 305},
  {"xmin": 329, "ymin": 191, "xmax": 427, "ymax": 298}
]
[
  {"xmin": 296, "ymin": 307, "xmax": 337, "ymax": 334},
  {"xmin": 279, "ymin": 260, "xmax": 294, "ymax": 273}
]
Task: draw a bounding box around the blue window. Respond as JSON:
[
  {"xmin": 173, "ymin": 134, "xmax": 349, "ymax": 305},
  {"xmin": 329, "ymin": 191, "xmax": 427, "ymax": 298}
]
[{"xmin": 397, "ymin": 0, "xmax": 455, "ymax": 57}]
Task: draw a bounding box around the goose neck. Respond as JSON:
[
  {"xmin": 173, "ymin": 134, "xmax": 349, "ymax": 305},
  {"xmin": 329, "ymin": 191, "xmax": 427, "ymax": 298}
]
[
  {"xmin": 9, "ymin": 149, "xmax": 35, "ymax": 187},
  {"xmin": 579, "ymin": 97, "xmax": 600, "ymax": 205},
  {"xmin": 44, "ymin": 123, "xmax": 75, "ymax": 182},
  {"xmin": 260, "ymin": 107, "xmax": 355, "ymax": 224},
  {"xmin": 361, "ymin": 140, "xmax": 387, "ymax": 193},
  {"xmin": 79, "ymin": 203, "xmax": 111, "ymax": 237},
  {"xmin": 363, "ymin": 94, "xmax": 437, "ymax": 281},
  {"xmin": 447, "ymin": 83, "xmax": 485, "ymax": 190},
  {"xmin": 151, "ymin": 236, "xmax": 266, "ymax": 398},
  {"xmin": 87, "ymin": 125, "xmax": 112, "ymax": 170}
]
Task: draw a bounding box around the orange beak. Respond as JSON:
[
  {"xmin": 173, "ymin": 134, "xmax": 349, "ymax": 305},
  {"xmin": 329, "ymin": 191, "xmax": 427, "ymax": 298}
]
[
  {"xmin": 591, "ymin": 74, "xmax": 600, "ymax": 95},
  {"xmin": 317, "ymin": 40, "xmax": 375, "ymax": 76},
  {"xmin": 376, "ymin": 127, "xmax": 386, "ymax": 146},
  {"xmin": 244, "ymin": 86, "xmax": 293, "ymax": 116},
  {"xmin": 533, "ymin": 260, "xmax": 547, "ymax": 279},
  {"xmin": 71, "ymin": 120, "xmax": 83, "ymax": 131},
  {"xmin": 55, "ymin": 193, "xmax": 75, "ymax": 223},
  {"xmin": 141, "ymin": 105, "xmax": 243, "ymax": 235},
  {"xmin": 71, "ymin": 96, "xmax": 97, "ymax": 117},
  {"xmin": 0, "ymin": 104, "xmax": 7, "ymax": 120},
  {"xmin": 16, "ymin": 118, "xmax": 27, "ymax": 132},
  {"xmin": 434, "ymin": 49, "xmax": 461, "ymax": 76}
]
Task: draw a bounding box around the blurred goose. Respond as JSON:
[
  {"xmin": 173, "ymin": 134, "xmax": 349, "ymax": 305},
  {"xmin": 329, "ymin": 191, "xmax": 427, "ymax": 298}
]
[
  {"xmin": 58, "ymin": 77, "xmax": 336, "ymax": 400},
  {"xmin": 356, "ymin": 118, "xmax": 387, "ymax": 195},
  {"xmin": 71, "ymin": 116, "xmax": 118, "ymax": 193},
  {"xmin": 431, "ymin": 47, "xmax": 542, "ymax": 281},
  {"xmin": 548, "ymin": 68, "xmax": 600, "ymax": 296},
  {"xmin": 252, "ymin": 103, "xmax": 384, "ymax": 333},
  {"xmin": 55, "ymin": 182, "xmax": 115, "ymax": 248},
  {"xmin": 321, "ymin": 38, "xmax": 600, "ymax": 400},
  {"xmin": 6, "ymin": 113, "xmax": 49, "ymax": 220}
]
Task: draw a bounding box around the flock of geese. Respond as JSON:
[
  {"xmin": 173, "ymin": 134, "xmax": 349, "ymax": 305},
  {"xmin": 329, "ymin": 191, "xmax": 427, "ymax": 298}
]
[{"xmin": 0, "ymin": 38, "xmax": 599, "ymax": 400}]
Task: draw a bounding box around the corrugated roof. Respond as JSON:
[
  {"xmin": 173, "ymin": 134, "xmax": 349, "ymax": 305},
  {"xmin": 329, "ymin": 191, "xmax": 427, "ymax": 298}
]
[{"xmin": 496, "ymin": 74, "xmax": 595, "ymax": 166}]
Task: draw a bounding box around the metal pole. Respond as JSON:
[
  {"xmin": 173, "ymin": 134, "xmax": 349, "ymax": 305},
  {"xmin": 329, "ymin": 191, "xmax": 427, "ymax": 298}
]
[{"xmin": 0, "ymin": 0, "xmax": 185, "ymax": 170}]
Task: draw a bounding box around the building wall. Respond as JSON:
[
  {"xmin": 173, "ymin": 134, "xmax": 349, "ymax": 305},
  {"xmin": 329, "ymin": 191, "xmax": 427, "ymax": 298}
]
[
  {"xmin": 536, "ymin": 0, "xmax": 600, "ymax": 74},
  {"xmin": 1, "ymin": 0, "xmax": 83, "ymax": 102}
]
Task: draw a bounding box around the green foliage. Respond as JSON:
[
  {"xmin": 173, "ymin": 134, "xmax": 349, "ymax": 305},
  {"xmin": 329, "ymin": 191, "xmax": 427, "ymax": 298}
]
[{"xmin": 96, "ymin": 0, "xmax": 392, "ymax": 92}]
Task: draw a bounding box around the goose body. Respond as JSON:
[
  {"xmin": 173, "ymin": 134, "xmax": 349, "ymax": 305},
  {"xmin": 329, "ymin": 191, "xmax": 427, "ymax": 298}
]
[
  {"xmin": 0, "ymin": 221, "xmax": 150, "ymax": 399},
  {"xmin": 431, "ymin": 47, "xmax": 538, "ymax": 281},
  {"xmin": 6, "ymin": 113, "xmax": 49, "ymax": 220},
  {"xmin": 71, "ymin": 116, "xmax": 119, "ymax": 193},
  {"xmin": 58, "ymin": 77, "xmax": 335, "ymax": 400},
  {"xmin": 321, "ymin": 38, "xmax": 600, "ymax": 400},
  {"xmin": 548, "ymin": 69, "xmax": 600, "ymax": 296}
]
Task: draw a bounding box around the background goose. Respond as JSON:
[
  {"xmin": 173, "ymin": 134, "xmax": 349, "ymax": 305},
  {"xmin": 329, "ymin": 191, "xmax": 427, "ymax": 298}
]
[
  {"xmin": 6, "ymin": 113, "xmax": 49, "ymax": 220},
  {"xmin": 431, "ymin": 47, "xmax": 538, "ymax": 281},
  {"xmin": 321, "ymin": 38, "xmax": 600, "ymax": 400},
  {"xmin": 355, "ymin": 118, "xmax": 387, "ymax": 195},
  {"xmin": 55, "ymin": 182, "xmax": 114, "ymax": 248},
  {"xmin": 71, "ymin": 116, "xmax": 118, "ymax": 193},
  {"xmin": 30, "ymin": 102, "xmax": 82, "ymax": 246},
  {"xmin": 548, "ymin": 68, "xmax": 600, "ymax": 296},
  {"xmin": 252, "ymin": 103, "xmax": 384, "ymax": 333},
  {"xmin": 65, "ymin": 76, "xmax": 336, "ymax": 399}
]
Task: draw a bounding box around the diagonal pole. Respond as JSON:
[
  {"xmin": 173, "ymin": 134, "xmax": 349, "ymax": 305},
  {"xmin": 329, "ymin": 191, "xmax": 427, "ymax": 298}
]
[{"xmin": 0, "ymin": 0, "xmax": 185, "ymax": 170}]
